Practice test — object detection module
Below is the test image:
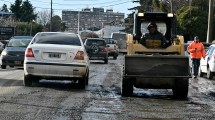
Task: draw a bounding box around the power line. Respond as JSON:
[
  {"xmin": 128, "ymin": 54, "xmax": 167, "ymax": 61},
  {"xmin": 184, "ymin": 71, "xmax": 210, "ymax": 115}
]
[
  {"xmin": 30, "ymin": 0, "xmax": 127, "ymax": 6},
  {"xmin": 34, "ymin": 1, "xmax": 132, "ymax": 11},
  {"xmin": 99, "ymin": 1, "xmax": 132, "ymax": 8}
]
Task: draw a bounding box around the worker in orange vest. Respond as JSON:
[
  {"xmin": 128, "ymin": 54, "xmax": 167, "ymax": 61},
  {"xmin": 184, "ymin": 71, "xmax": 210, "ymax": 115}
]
[{"xmin": 187, "ymin": 36, "xmax": 206, "ymax": 79}]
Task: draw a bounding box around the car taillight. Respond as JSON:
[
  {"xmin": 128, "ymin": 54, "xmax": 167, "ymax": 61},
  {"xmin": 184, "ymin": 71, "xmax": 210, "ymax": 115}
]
[
  {"xmin": 25, "ymin": 48, "xmax": 34, "ymax": 57},
  {"xmin": 114, "ymin": 44, "xmax": 116, "ymax": 50},
  {"xmin": 74, "ymin": 51, "xmax": 84, "ymax": 60}
]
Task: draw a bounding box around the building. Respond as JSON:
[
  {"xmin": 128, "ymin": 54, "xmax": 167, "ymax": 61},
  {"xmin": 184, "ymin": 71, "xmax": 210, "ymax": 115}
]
[
  {"xmin": 0, "ymin": 11, "xmax": 15, "ymax": 26},
  {"xmin": 62, "ymin": 8, "xmax": 124, "ymax": 33}
]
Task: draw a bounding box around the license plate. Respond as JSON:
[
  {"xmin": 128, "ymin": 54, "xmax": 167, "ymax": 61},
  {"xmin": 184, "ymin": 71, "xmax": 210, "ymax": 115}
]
[
  {"xmin": 14, "ymin": 61, "xmax": 21, "ymax": 64},
  {"xmin": 49, "ymin": 53, "xmax": 61, "ymax": 58}
]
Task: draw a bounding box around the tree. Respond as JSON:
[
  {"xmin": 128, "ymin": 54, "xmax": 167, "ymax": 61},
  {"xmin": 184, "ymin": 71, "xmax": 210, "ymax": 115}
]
[
  {"xmin": 130, "ymin": 0, "xmax": 153, "ymax": 12},
  {"xmin": 176, "ymin": 0, "xmax": 213, "ymax": 42},
  {"xmin": 46, "ymin": 15, "xmax": 62, "ymax": 32},
  {"xmin": 37, "ymin": 10, "xmax": 51, "ymax": 27},
  {"xmin": 177, "ymin": 6, "xmax": 208, "ymax": 41},
  {"xmin": 1, "ymin": 4, "xmax": 9, "ymax": 12},
  {"xmin": 20, "ymin": 0, "xmax": 37, "ymax": 22},
  {"xmin": 131, "ymin": 0, "xmax": 189, "ymax": 13},
  {"xmin": 61, "ymin": 22, "xmax": 67, "ymax": 32},
  {"xmin": 15, "ymin": 22, "xmax": 43, "ymax": 36},
  {"xmin": 10, "ymin": 0, "xmax": 37, "ymax": 22},
  {"xmin": 192, "ymin": 0, "xmax": 208, "ymax": 11},
  {"xmin": 10, "ymin": 0, "xmax": 22, "ymax": 20}
]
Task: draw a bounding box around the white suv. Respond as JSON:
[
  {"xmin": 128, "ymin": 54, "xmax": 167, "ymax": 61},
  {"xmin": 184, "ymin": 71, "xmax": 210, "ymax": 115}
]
[
  {"xmin": 199, "ymin": 44, "xmax": 215, "ymax": 79},
  {"xmin": 24, "ymin": 32, "xmax": 89, "ymax": 89}
]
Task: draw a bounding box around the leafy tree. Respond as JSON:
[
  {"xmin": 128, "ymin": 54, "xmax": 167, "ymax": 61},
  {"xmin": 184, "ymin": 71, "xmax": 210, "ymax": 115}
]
[
  {"xmin": 15, "ymin": 22, "xmax": 43, "ymax": 36},
  {"xmin": 1, "ymin": 4, "xmax": 9, "ymax": 12},
  {"xmin": 37, "ymin": 10, "xmax": 51, "ymax": 27},
  {"xmin": 10, "ymin": 0, "xmax": 22, "ymax": 20},
  {"xmin": 61, "ymin": 22, "xmax": 67, "ymax": 32},
  {"xmin": 130, "ymin": 0, "xmax": 153, "ymax": 12},
  {"xmin": 20, "ymin": 0, "xmax": 37, "ymax": 22},
  {"xmin": 192, "ymin": 0, "xmax": 208, "ymax": 11},
  {"xmin": 46, "ymin": 15, "xmax": 65, "ymax": 32},
  {"xmin": 10, "ymin": 0, "xmax": 37, "ymax": 22},
  {"xmin": 51, "ymin": 15, "xmax": 61, "ymax": 32},
  {"xmin": 124, "ymin": 13, "xmax": 134, "ymax": 34},
  {"xmin": 177, "ymin": 6, "xmax": 209, "ymax": 42},
  {"xmin": 176, "ymin": 0, "xmax": 212, "ymax": 42},
  {"xmin": 131, "ymin": 0, "xmax": 189, "ymax": 12}
]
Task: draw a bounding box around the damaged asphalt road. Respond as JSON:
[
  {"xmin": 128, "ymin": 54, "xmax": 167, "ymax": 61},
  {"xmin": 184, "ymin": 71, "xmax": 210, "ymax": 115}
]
[{"xmin": 0, "ymin": 55, "xmax": 215, "ymax": 120}]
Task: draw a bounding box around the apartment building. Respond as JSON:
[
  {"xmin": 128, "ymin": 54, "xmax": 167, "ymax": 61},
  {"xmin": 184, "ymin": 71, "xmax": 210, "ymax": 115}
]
[{"xmin": 62, "ymin": 8, "xmax": 124, "ymax": 33}]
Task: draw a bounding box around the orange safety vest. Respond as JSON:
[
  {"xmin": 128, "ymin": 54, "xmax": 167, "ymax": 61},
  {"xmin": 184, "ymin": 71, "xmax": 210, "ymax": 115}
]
[{"xmin": 188, "ymin": 41, "xmax": 206, "ymax": 59}]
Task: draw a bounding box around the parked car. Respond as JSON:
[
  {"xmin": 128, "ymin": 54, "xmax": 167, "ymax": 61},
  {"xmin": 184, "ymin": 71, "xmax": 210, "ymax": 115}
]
[
  {"xmin": 0, "ymin": 36, "xmax": 33, "ymax": 69},
  {"xmin": 23, "ymin": 32, "xmax": 89, "ymax": 88},
  {"xmin": 199, "ymin": 44, "xmax": 215, "ymax": 79},
  {"xmin": 0, "ymin": 40, "xmax": 9, "ymax": 53},
  {"xmin": 84, "ymin": 38, "xmax": 108, "ymax": 64},
  {"xmin": 104, "ymin": 38, "xmax": 119, "ymax": 59}
]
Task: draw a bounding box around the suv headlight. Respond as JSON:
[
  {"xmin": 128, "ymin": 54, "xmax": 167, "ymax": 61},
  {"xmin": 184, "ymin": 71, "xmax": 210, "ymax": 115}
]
[{"xmin": 1, "ymin": 50, "xmax": 7, "ymax": 56}]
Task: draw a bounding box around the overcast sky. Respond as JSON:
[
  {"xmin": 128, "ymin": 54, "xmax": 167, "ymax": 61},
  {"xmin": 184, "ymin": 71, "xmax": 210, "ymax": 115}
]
[{"xmin": 0, "ymin": 0, "xmax": 139, "ymax": 18}]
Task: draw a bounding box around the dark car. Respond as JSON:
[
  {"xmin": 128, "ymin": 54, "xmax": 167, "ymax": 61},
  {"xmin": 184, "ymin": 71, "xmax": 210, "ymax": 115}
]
[
  {"xmin": 104, "ymin": 38, "xmax": 119, "ymax": 59},
  {"xmin": 0, "ymin": 36, "xmax": 33, "ymax": 69},
  {"xmin": 84, "ymin": 38, "xmax": 108, "ymax": 64}
]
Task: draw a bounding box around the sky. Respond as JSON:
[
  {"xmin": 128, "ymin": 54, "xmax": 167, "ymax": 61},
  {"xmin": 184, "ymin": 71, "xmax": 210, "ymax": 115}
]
[{"xmin": 0, "ymin": 0, "xmax": 140, "ymax": 18}]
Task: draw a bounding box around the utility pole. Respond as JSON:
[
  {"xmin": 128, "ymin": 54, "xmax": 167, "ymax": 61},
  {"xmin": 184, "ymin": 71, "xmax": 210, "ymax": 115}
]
[
  {"xmin": 50, "ymin": 0, "xmax": 53, "ymax": 32},
  {"xmin": 170, "ymin": 0, "xmax": 173, "ymax": 13},
  {"xmin": 77, "ymin": 11, "xmax": 80, "ymax": 34},
  {"xmin": 207, "ymin": 0, "xmax": 214, "ymax": 43},
  {"xmin": 189, "ymin": 0, "xmax": 192, "ymax": 15}
]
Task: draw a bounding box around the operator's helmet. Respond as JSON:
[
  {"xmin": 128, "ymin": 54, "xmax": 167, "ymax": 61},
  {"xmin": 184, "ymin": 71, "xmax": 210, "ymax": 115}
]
[{"xmin": 147, "ymin": 22, "xmax": 157, "ymax": 30}]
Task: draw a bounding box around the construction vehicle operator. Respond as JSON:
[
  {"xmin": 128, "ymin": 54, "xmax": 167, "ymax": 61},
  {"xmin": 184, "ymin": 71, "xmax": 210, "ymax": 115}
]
[{"xmin": 140, "ymin": 22, "xmax": 166, "ymax": 47}]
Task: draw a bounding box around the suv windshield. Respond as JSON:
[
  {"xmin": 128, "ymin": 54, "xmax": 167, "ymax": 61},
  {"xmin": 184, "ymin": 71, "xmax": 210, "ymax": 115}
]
[
  {"xmin": 111, "ymin": 33, "xmax": 126, "ymax": 41},
  {"xmin": 104, "ymin": 39, "xmax": 116, "ymax": 44},
  {"xmin": 33, "ymin": 33, "xmax": 81, "ymax": 46},
  {"xmin": 86, "ymin": 39, "xmax": 105, "ymax": 46},
  {"xmin": 7, "ymin": 38, "xmax": 31, "ymax": 47},
  {"xmin": 141, "ymin": 21, "xmax": 167, "ymax": 35}
]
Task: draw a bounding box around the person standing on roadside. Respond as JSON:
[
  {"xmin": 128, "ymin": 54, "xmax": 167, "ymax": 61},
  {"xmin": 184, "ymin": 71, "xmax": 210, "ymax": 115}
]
[{"xmin": 187, "ymin": 36, "xmax": 206, "ymax": 79}]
